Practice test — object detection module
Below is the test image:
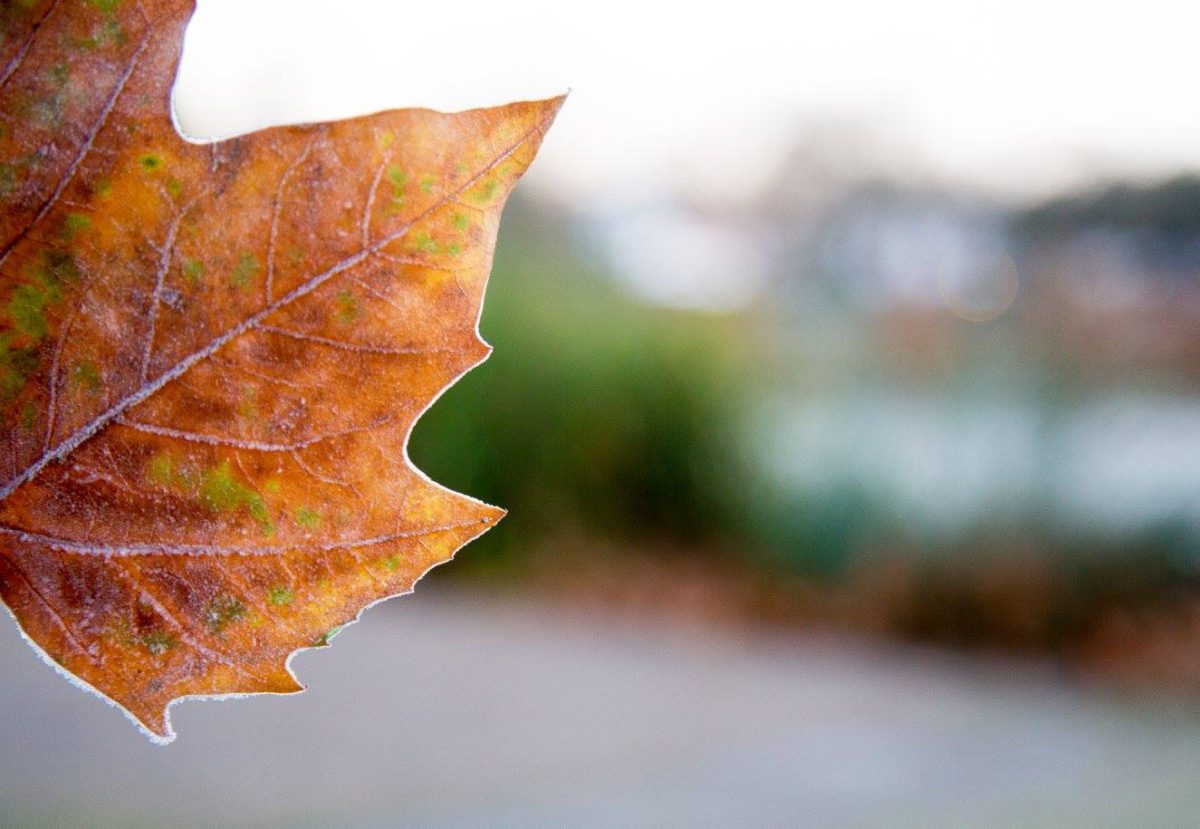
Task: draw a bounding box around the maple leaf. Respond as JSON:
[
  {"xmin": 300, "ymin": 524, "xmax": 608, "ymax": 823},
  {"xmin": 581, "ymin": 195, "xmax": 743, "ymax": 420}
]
[{"xmin": 0, "ymin": 0, "xmax": 561, "ymax": 743}]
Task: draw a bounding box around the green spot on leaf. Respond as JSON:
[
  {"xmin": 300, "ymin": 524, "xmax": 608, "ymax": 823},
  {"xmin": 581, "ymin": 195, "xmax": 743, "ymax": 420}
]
[
  {"xmin": 451, "ymin": 212, "xmax": 470, "ymax": 231},
  {"xmin": 62, "ymin": 212, "xmax": 91, "ymax": 240},
  {"xmin": 70, "ymin": 360, "xmax": 101, "ymax": 394},
  {"xmin": 199, "ymin": 461, "xmax": 243, "ymax": 511},
  {"xmin": 205, "ymin": 594, "xmax": 246, "ymax": 634},
  {"xmin": 74, "ymin": 17, "xmax": 126, "ymax": 50},
  {"xmin": 238, "ymin": 384, "xmax": 258, "ymax": 420},
  {"xmin": 32, "ymin": 250, "xmax": 79, "ymax": 293},
  {"xmin": 0, "ymin": 163, "xmax": 17, "ymax": 198},
  {"xmin": 183, "ymin": 259, "xmax": 205, "ymax": 284},
  {"xmin": 145, "ymin": 452, "xmax": 197, "ymax": 491},
  {"xmin": 139, "ymin": 153, "xmax": 162, "ymax": 172},
  {"xmin": 335, "ymin": 289, "xmax": 361, "ymax": 326},
  {"xmin": 0, "ymin": 337, "xmax": 37, "ymax": 401},
  {"xmin": 386, "ymin": 165, "xmax": 407, "ymax": 212},
  {"xmin": 470, "ymin": 178, "xmax": 499, "ymax": 204},
  {"xmin": 313, "ymin": 625, "xmax": 343, "ymax": 647},
  {"xmin": 412, "ymin": 231, "xmax": 438, "ymax": 254},
  {"xmin": 147, "ymin": 453, "xmax": 173, "ymax": 485},
  {"xmin": 8, "ymin": 284, "xmax": 49, "ymax": 339},
  {"xmin": 198, "ymin": 460, "xmax": 272, "ymax": 533},
  {"xmin": 8, "ymin": 251, "xmax": 74, "ymax": 341},
  {"xmin": 295, "ymin": 507, "xmax": 321, "ymax": 530},
  {"xmin": 268, "ymin": 586, "xmax": 294, "ymax": 607},
  {"xmin": 229, "ymin": 253, "xmax": 259, "ymax": 290},
  {"xmin": 142, "ymin": 630, "xmax": 175, "ymax": 656},
  {"xmin": 20, "ymin": 402, "xmax": 36, "ymax": 431}
]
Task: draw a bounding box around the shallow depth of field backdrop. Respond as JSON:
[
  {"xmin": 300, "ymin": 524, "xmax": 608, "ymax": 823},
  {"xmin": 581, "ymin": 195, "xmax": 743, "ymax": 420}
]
[{"xmin": 4, "ymin": 1, "xmax": 1200, "ymax": 826}]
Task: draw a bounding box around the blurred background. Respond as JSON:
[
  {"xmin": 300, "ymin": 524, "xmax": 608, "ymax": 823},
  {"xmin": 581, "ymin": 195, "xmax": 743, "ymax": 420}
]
[{"xmin": 5, "ymin": 0, "xmax": 1200, "ymax": 825}]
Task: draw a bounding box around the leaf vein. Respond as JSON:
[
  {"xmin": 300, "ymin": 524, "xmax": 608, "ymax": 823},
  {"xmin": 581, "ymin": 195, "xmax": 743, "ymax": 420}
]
[
  {"xmin": 266, "ymin": 136, "xmax": 319, "ymax": 303},
  {"xmin": 0, "ymin": 104, "xmax": 554, "ymax": 506},
  {"xmin": 0, "ymin": 29, "xmax": 150, "ymax": 271},
  {"xmin": 0, "ymin": 520, "xmax": 484, "ymax": 557},
  {"xmin": 107, "ymin": 558, "xmax": 255, "ymax": 678},
  {"xmin": 114, "ymin": 413, "xmax": 393, "ymax": 452},
  {"xmin": 0, "ymin": 546, "xmax": 98, "ymax": 664},
  {"xmin": 0, "ymin": 0, "xmax": 64, "ymax": 92}
]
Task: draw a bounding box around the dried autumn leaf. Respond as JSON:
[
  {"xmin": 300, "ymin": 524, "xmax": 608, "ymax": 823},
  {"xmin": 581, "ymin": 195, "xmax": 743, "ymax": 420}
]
[{"xmin": 0, "ymin": 0, "xmax": 561, "ymax": 743}]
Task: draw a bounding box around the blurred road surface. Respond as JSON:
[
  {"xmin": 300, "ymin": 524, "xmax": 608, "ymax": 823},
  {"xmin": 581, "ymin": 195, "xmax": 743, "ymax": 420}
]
[{"xmin": 2, "ymin": 586, "xmax": 1199, "ymax": 828}]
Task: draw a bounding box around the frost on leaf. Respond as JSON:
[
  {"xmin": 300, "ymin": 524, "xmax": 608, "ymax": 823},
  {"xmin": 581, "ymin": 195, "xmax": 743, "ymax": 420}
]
[{"xmin": 0, "ymin": 0, "xmax": 561, "ymax": 743}]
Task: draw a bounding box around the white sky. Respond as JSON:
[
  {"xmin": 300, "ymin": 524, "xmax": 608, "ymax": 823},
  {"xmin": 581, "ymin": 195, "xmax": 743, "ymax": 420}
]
[{"xmin": 174, "ymin": 0, "xmax": 1199, "ymax": 205}]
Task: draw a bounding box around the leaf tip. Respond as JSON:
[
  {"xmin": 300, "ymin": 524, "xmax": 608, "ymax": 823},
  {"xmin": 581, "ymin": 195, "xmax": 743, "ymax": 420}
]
[{"xmin": 539, "ymin": 92, "xmax": 569, "ymax": 122}]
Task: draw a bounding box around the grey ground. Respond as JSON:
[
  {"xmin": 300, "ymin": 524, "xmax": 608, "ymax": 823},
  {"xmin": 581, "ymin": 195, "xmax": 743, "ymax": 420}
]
[{"xmin": 2, "ymin": 586, "xmax": 1199, "ymax": 828}]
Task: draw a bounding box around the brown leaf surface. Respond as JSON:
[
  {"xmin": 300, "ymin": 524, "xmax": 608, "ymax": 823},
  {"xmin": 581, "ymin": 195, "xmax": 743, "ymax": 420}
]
[{"xmin": 0, "ymin": 0, "xmax": 561, "ymax": 742}]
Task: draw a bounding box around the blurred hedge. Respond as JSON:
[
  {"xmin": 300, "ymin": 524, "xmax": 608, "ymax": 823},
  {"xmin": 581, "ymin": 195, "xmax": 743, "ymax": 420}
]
[{"xmin": 409, "ymin": 201, "xmax": 752, "ymax": 577}]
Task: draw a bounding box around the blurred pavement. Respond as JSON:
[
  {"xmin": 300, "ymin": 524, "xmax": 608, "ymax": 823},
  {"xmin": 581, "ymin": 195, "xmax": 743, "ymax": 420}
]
[{"xmin": 3, "ymin": 587, "xmax": 1200, "ymax": 828}]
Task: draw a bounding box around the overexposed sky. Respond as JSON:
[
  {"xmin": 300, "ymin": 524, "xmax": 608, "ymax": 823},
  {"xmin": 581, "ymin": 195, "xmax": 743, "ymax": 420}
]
[{"xmin": 174, "ymin": 0, "xmax": 1199, "ymax": 204}]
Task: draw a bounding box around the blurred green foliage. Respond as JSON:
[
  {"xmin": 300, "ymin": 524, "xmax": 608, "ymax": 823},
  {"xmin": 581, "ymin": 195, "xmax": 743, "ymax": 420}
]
[
  {"xmin": 405, "ymin": 195, "xmax": 1200, "ymax": 672},
  {"xmin": 410, "ymin": 202, "xmax": 750, "ymax": 576}
]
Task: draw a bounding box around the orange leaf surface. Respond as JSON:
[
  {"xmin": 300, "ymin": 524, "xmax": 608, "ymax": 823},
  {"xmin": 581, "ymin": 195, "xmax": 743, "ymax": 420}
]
[{"xmin": 0, "ymin": 0, "xmax": 561, "ymax": 742}]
